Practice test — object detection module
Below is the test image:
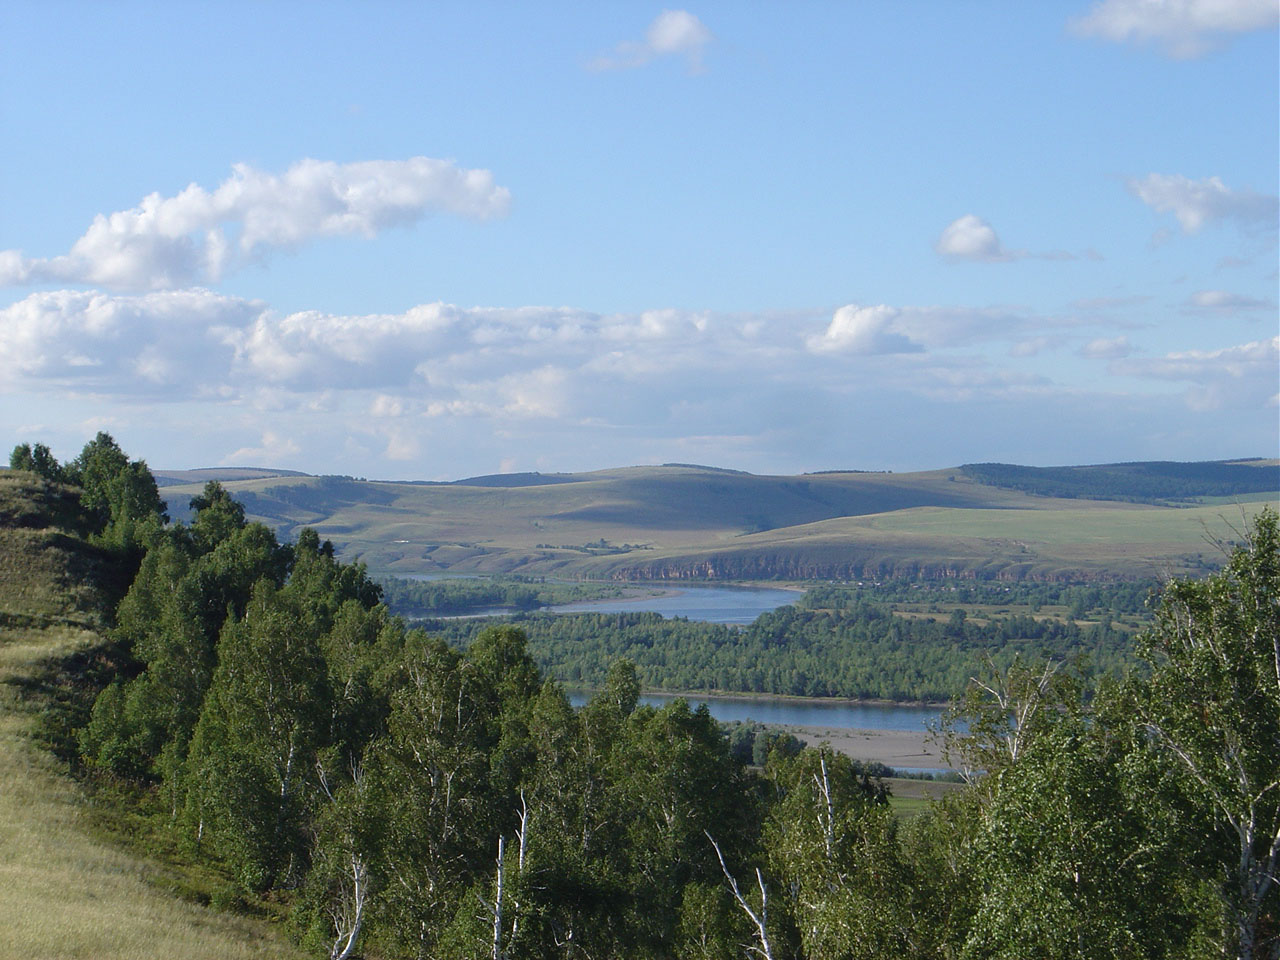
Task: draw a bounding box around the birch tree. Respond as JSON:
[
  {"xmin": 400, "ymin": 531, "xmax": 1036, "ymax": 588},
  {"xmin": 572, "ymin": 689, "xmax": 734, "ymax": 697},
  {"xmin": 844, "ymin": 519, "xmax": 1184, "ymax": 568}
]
[
  {"xmin": 183, "ymin": 581, "xmax": 330, "ymax": 889},
  {"xmin": 1134, "ymin": 509, "xmax": 1280, "ymax": 960}
]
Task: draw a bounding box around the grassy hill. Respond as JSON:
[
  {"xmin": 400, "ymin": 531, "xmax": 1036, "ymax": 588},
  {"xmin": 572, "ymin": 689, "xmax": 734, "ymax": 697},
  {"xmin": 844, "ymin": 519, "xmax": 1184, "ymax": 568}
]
[
  {"xmin": 155, "ymin": 460, "xmax": 1280, "ymax": 582},
  {"xmin": 0, "ymin": 472, "xmax": 303, "ymax": 960}
]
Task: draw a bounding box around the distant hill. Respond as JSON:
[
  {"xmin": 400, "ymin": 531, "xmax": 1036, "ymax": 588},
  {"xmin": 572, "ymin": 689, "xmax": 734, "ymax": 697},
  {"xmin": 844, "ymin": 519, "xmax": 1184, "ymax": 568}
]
[
  {"xmin": 152, "ymin": 466, "xmax": 311, "ymax": 488},
  {"xmin": 155, "ymin": 460, "xmax": 1280, "ymax": 582},
  {"xmin": 960, "ymin": 459, "xmax": 1280, "ymax": 503},
  {"xmin": 449, "ymin": 471, "xmax": 584, "ymax": 488}
]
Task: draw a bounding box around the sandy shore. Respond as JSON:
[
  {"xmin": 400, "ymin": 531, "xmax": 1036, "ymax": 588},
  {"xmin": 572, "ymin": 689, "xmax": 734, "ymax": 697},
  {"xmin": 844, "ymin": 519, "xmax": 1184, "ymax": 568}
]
[{"xmin": 779, "ymin": 723, "xmax": 950, "ymax": 770}]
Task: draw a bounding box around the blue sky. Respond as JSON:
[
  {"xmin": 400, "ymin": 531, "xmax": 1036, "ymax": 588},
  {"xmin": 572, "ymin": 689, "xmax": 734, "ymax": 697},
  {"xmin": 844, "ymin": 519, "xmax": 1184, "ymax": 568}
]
[{"xmin": 2, "ymin": 1, "xmax": 1276, "ymax": 479}]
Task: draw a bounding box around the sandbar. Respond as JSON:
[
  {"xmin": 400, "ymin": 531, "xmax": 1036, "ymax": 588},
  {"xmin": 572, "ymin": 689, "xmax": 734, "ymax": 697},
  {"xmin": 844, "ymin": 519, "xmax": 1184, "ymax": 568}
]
[{"xmin": 779, "ymin": 723, "xmax": 950, "ymax": 770}]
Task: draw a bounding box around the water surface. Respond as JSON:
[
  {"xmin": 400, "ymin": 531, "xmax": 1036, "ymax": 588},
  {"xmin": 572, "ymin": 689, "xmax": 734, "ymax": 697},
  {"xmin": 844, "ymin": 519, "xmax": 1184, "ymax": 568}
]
[{"xmin": 548, "ymin": 584, "xmax": 802, "ymax": 624}]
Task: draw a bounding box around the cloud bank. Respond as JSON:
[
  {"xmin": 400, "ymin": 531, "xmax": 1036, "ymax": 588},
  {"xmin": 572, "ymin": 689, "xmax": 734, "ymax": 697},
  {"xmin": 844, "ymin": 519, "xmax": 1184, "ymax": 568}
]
[
  {"xmin": 1071, "ymin": 0, "xmax": 1278, "ymax": 58},
  {"xmin": 1114, "ymin": 337, "xmax": 1279, "ymax": 410},
  {"xmin": 4, "ymin": 288, "xmax": 1271, "ymax": 474},
  {"xmin": 0, "ymin": 158, "xmax": 511, "ymax": 291}
]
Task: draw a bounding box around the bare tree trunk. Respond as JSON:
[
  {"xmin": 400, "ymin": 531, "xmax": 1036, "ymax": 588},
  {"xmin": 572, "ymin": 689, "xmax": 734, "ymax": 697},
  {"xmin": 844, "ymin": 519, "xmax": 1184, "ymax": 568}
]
[
  {"xmin": 816, "ymin": 752, "xmax": 835, "ymax": 861},
  {"xmin": 330, "ymin": 853, "xmax": 367, "ymax": 960},
  {"xmin": 706, "ymin": 831, "xmax": 774, "ymax": 960},
  {"xmin": 491, "ymin": 835, "xmax": 506, "ymax": 960}
]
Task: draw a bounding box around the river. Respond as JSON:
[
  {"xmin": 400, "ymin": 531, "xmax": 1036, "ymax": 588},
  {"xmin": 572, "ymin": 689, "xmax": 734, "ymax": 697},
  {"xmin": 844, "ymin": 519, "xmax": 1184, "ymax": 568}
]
[
  {"xmin": 567, "ymin": 691, "xmax": 944, "ymax": 734},
  {"xmin": 547, "ymin": 583, "xmax": 803, "ymax": 624}
]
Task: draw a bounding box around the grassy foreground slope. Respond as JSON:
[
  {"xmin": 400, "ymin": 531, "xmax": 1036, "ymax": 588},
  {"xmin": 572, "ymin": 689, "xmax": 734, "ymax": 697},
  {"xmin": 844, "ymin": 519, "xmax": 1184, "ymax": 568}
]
[
  {"xmin": 158, "ymin": 461, "xmax": 1280, "ymax": 580},
  {"xmin": 0, "ymin": 473, "xmax": 302, "ymax": 960}
]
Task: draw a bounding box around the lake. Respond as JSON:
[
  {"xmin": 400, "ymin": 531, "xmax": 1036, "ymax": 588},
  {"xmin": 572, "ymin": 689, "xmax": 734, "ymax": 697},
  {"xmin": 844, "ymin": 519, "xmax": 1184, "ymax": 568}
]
[
  {"xmin": 547, "ymin": 583, "xmax": 803, "ymax": 624},
  {"xmin": 567, "ymin": 691, "xmax": 945, "ymax": 733}
]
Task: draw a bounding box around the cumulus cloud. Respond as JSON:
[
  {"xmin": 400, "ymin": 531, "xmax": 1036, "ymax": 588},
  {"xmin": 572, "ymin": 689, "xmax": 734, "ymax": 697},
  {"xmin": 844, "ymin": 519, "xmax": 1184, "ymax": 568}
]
[
  {"xmin": 0, "ymin": 288, "xmax": 254, "ymax": 393},
  {"xmin": 806, "ymin": 304, "xmax": 926, "ymax": 355},
  {"xmin": 589, "ymin": 9, "xmax": 713, "ymax": 72},
  {"xmin": 1070, "ymin": 0, "xmax": 1278, "ymax": 58},
  {"xmin": 1185, "ymin": 289, "xmax": 1275, "ymax": 312},
  {"xmin": 1126, "ymin": 174, "xmax": 1278, "ymax": 235},
  {"xmin": 0, "ymin": 157, "xmax": 511, "ymax": 291},
  {"xmin": 1112, "ymin": 337, "xmax": 1279, "ymax": 410},
  {"xmin": 1080, "ymin": 336, "xmax": 1133, "ymax": 359},
  {"xmin": 935, "ymin": 215, "xmax": 1019, "ymax": 262}
]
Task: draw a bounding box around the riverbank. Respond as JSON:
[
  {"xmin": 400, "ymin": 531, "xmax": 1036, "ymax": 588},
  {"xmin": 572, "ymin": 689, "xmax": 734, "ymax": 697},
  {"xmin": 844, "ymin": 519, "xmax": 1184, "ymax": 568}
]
[{"xmin": 564, "ymin": 686, "xmax": 951, "ymax": 710}]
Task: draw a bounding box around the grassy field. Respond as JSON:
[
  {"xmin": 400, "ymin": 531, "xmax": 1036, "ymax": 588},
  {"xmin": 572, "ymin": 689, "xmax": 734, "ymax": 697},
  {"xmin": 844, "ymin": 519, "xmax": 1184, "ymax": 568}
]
[
  {"xmin": 885, "ymin": 777, "xmax": 965, "ymax": 818},
  {"xmin": 0, "ymin": 473, "xmax": 304, "ymax": 960},
  {"xmin": 157, "ymin": 463, "xmax": 1280, "ymax": 581}
]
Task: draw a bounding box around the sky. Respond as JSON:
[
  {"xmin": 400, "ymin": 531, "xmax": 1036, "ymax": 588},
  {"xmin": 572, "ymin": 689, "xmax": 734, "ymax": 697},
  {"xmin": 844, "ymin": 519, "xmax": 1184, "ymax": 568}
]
[{"xmin": 1, "ymin": 0, "xmax": 1277, "ymax": 480}]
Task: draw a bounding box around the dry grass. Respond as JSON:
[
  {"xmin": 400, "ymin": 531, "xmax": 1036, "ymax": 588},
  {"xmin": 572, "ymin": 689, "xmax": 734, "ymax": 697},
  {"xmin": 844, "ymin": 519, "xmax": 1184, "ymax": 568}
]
[{"xmin": 0, "ymin": 473, "xmax": 305, "ymax": 960}]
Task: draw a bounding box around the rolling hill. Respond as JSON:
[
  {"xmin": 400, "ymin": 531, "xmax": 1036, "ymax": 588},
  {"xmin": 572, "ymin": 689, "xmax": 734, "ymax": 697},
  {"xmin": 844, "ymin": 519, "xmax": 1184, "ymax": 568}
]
[{"xmin": 156, "ymin": 459, "xmax": 1280, "ymax": 582}]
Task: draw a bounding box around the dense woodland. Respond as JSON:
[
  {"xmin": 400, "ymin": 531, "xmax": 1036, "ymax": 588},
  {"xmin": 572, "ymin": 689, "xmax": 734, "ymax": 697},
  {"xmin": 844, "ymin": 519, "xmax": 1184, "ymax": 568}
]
[
  {"xmin": 959, "ymin": 459, "xmax": 1279, "ymax": 503},
  {"xmin": 417, "ymin": 596, "xmax": 1140, "ymax": 702},
  {"xmin": 8, "ymin": 435, "xmax": 1280, "ymax": 959}
]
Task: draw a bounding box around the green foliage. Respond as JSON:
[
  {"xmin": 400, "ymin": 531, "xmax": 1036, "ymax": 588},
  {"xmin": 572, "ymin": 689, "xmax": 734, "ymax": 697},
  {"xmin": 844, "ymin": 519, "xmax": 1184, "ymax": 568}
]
[
  {"xmin": 1128, "ymin": 508, "xmax": 1280, "ymax": 958},
  {"xmin": 184, "ymin": 582, "xmax": 331, "ymax": 890},
  {"xmin": 71, "ymin": 432, "xmax": 168, "ymax": 555},
  {"xmin": 961, "ymin": 719, "xmax": 1191, "ymax": 959},
  {"xmin": 763, "ymin": 747, "xmax": 913, "ymax": 958},
  {"xmin": 9, "ymin": 441, "xmax": 68, "ymax": 482},
  {"xmin": 425, "ymin": 582, "xmax": 1141, "ymax": 702}
]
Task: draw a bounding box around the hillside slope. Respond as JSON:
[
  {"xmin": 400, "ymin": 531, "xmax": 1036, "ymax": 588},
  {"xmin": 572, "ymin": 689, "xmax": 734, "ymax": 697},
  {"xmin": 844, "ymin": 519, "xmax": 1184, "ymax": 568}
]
[
  {"xmin": 0, "ymin": 472, "xmax": 303, "ymax": 960},
  {"xmin": 157, "ymin": 461, "xmax": 1280, "ymax": 581}
]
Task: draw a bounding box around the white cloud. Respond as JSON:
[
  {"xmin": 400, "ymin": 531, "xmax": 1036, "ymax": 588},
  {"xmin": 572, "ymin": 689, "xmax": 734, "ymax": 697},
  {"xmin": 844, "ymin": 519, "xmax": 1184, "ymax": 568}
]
[
  {"xmin": 1185, "ymin": 289, "xmax": 1275, "ymax": 311},
  {"xmin": 1112, "ymin": 337, "xmax": 1279, "ymax": 410},
  {"xmin": 222, "ymin": 430, "xmax": 302, "ymax": 466},
  {"xmin": 1126, "ymin": 173, "xmax": 1278, "ymax": 234},
  {"xmin": 371, "ymin": 394, "xmax": 408, "ymax": 418},
  {"xmin": 1070, "ymin": 0, "xmax": 1278, "ymax": 58},
  {"xmin": 1009, "ymin": 336, "xmax": 1063, "ymax": 357},
  {"xmin": 4, "ymin": 286, "xmax": 1272, "ymax": 475},
  {"xmin": 1080, "ymin": 336, "xmax": 1133, "ymax": 359},
  {"xmin": 0, "ymin": 158, "xmax": 511, "ymax": 291},
  {"xmin": 0, "ymin": 288, "xmax": 254, "ymax": 392},
  {"xmin": 806, "ymin": 304, "xmax": 926, "ymax": 355},
  {"xmin": 589, "ymin": 9, "xmax": 713, "ymax": 73},
  {"xmin": 935, "ymin": 215, "xmax": 1019, "ymax": 262}
]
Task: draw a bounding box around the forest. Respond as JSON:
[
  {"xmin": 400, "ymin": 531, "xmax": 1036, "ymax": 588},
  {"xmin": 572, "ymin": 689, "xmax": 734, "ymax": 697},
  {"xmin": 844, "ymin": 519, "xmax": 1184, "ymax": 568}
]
[
  {"xmin": 959, "ymin": 459, "xmax": 1279, "ymax": 503},
  {"xmin": 7, "ymin": 435, "xmax": 1279, "ymax": 959},
  {"xmin": 410, "ymin": 581, "xmax": 1146, "ymax": 702}
]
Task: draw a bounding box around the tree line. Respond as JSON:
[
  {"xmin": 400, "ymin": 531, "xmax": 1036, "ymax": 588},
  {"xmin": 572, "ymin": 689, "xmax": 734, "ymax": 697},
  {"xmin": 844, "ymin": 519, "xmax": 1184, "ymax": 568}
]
[
  {"xmin": 378, "ymin": 576, "xmax": 625, "ymax": 618},
  {"xmin": 10, "ymin": 435, "xmax": 1278, "ymax": 958},
  {"xmin": 960, "ymin": 459, "xmax": 1279, "ymax": 503}
]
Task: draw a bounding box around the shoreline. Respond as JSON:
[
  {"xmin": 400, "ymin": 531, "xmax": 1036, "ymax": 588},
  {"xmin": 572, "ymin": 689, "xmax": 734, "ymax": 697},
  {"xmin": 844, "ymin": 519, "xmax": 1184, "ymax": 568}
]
[
  {"xmin": 545, "ymin": 580, "xmax": 807, "ymax": 611},
  {"xmin": 564, "ymin": 686, "xmax": 952, "ymax": 710}
]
